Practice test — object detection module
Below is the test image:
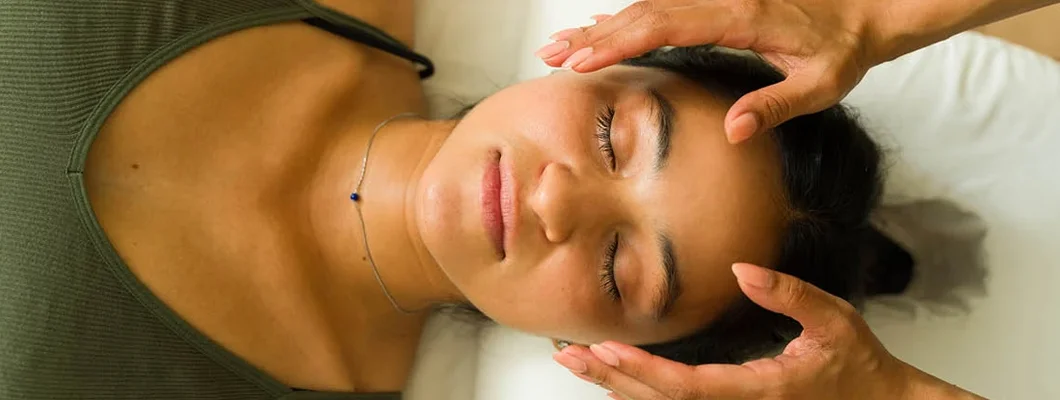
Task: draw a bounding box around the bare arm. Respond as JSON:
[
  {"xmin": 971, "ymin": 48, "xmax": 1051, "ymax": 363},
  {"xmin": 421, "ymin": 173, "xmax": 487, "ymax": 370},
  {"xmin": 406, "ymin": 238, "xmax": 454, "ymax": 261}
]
[{"xmin": 876, "ymin": 0, "xmax": 1060, "ymax": 62}]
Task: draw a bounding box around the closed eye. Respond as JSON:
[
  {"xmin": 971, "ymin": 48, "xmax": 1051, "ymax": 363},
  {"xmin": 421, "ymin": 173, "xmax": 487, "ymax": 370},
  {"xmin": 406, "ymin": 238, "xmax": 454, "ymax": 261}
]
[
  {"xmin": 595, "ymin": 105, "xmax": 617, "ymax": 170},
  {"xmin": 600, "ymin": 232, "xmax": 621, "ymax": 301}
]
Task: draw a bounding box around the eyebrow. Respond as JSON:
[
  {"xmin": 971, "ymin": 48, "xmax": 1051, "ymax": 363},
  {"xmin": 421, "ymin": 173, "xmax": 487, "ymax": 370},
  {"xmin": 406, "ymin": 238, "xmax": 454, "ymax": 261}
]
[
  {"xmin": 653, "ymin": 234, "xmax": 682, "ymax": 321},
  {"xmin": 644, "ymin": 88, "xmax": 679, "ymax": 320},
  {"xmin": 648, "ymin": 88, "xmax": 676, "ymax": 173}
]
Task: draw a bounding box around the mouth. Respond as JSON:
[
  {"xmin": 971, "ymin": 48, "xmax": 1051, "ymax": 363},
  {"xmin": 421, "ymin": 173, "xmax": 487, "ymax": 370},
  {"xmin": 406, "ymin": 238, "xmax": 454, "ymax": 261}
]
[
  {"xmin": 481, "ymin": 150, "xmax": 507, "ymax": 259},
  {"xmin": 481, "ymin": 149, "xmax": 519, "ymax": 260}
]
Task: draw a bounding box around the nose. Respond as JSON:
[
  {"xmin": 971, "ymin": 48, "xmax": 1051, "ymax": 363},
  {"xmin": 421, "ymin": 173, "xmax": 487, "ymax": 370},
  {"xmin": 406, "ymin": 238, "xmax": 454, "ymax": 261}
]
[{"xmin": 529, "ymin": 162, "xmax": 612, "ymax": 243}]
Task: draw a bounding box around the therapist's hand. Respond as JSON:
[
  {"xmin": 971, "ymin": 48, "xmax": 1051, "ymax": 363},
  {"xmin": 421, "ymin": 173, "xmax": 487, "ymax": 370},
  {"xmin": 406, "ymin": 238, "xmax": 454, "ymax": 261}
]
[
  {"xmin": 553, "ymin": 263, "xmax": 984, "ymax": 400},
  {"xmin": 537, "ymin": 0, "xmax": 887, "ymax": 144}
]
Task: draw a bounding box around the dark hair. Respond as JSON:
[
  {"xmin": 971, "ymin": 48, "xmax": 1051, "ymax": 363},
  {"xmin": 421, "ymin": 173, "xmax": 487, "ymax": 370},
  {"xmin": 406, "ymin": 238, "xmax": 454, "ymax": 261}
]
[{"xmin": 621, "ymin": 46, "xmax": 914, "ymax": 364}]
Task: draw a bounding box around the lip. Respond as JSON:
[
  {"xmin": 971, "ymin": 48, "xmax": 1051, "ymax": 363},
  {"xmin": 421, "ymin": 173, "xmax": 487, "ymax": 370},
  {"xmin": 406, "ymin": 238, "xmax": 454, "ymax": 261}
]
[
  {"xmin": 499, "ymin": 152, "xmax": 518, "ymax": 259},
  {"xmin": 481, "ymin": 151, "xmax": 506, "ymax": 259}
]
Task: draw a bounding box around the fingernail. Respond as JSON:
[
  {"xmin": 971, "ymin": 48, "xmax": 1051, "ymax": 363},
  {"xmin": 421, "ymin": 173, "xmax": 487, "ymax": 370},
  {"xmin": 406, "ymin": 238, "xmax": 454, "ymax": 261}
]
[
  {"xmin": 732, "ymin": 263, "xmax": 775, "ymax": 289},
  {"xmin": 549, "ymin": 28, "xmax": 582, "ymax": 41},
  {"xmin": 608, "ymin": 393, "xmax": 623, "ymax": 400},
  {"xmin": 591, "ymin": 14, "xmax": 612, "ymax": 24},
  {"xmin": 535, "ymin": 40, "xmax": 570, "ymax": 59},
  {"xmin": 562, "ymin": 47, "xmax": 594, "ymax": 69},
  {"xmin": 728, "ymin": 113, "xmax": 760, "ymax": 144},
  {"xmin": 553, "ymin": 351, "xmax": 588, "ymax": 373},
  {"xmin": 589, "ymin": 343, "xmax": 619, "ymax": 367}
]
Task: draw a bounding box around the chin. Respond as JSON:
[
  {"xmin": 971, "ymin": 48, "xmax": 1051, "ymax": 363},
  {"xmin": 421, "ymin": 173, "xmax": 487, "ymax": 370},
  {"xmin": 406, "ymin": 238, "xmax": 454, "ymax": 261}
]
[
  {"xmin": 414, "ymin": 176, "xmax": 457, "ymax": 260},
  {"xmin": 415, "ymin": 167, "xmax": 486, "ymax": 286}
]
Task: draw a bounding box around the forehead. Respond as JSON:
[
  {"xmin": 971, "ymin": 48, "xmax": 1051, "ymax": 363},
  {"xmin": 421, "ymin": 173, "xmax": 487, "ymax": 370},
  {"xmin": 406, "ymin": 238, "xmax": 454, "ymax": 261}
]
[{"xmin": 633, "ymin": 70, "xmax": 788, "ymax": 332}]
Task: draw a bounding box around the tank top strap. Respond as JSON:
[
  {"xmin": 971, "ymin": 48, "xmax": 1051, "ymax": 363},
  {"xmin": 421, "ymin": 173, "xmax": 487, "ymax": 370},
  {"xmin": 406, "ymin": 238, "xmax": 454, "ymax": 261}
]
[{"xmin": 297, "ymin": 0, "xmax": 434, "ymax": 79}]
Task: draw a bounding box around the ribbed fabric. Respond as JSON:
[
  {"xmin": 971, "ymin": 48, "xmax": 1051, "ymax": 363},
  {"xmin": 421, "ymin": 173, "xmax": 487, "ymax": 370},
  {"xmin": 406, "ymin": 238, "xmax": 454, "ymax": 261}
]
[{"xmin": 0, "ymin": 1, "xmax": 408, "ymax": 399}]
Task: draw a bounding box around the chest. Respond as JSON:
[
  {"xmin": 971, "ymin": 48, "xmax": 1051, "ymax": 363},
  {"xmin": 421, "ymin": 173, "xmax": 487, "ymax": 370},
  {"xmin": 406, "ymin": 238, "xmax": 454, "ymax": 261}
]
[{"xmin": 83, "ymin": 22, "xmax": 426, "ymax": 391}]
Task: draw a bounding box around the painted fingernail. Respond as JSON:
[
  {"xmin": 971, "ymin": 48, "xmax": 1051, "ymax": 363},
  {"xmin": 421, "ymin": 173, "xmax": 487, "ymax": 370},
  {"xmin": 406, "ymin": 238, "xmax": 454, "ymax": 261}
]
[
  {"xmin": 728, "ymin": 113, "xmax": 760, "ymax": 143},
  {"xmin": 589, "ymin": 343, "xmax": 619, "ymax": 367},
  {"xmin": 553, "ymin": 351, "xmax": 588, "ymax": 373},
  {"xmin": 591, "ymin": 14, "xmax": 612, "ymax": 24},
  {"xmin": 562, "ymin": 47, "xmax": 594, "ymax": 69},
  {"xmin": 550, "ymin": 28, "xmax": 582, "ymax": 41},
  {"xmin": 535, "ymin": 40, "xmax": 570, "ymax": 59},
  {"xmin": 732, "ymin": 263, "xmax": 775, "ymax": 289}
]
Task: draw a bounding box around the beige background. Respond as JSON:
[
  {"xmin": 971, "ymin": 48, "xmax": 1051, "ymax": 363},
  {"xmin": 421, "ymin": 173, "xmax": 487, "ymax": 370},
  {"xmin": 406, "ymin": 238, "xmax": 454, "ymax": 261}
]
[{"xmin": 976, "ymin": 4, "xmax": 1060, "ymax": 59}]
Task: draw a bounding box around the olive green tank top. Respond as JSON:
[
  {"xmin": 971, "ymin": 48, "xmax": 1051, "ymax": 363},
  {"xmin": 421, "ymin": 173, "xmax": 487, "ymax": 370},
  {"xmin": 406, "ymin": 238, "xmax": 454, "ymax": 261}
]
[{"xmin": 0, "ymin": 1, "xmax": 432, "ymax": 398}]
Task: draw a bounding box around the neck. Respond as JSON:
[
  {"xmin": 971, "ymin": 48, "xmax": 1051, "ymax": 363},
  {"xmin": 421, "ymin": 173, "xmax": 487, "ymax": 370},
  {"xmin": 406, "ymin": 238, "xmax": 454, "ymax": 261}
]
[{"xmin": 304, "ymin": 115, "xmax": 464, "ymax": 315}]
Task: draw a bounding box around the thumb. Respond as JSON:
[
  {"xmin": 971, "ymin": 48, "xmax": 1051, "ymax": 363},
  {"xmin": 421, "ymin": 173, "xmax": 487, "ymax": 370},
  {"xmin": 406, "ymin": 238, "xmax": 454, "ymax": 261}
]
[
  {"xmin": 594, "ymin": 341, "xmax": 762, "ymax": 398},
  {"xmin": 731, "ymin": 263, "xmax": 853, "ymax": 331},
  {"xmin": 725, "ymin": 73, "xmax": 839, "ymax": 144}
]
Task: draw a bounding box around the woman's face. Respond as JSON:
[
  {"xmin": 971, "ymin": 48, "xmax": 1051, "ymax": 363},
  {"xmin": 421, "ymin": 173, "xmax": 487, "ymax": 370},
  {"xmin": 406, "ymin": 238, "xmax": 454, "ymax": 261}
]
[{"xmin": 417, "ymin": 66, "xmax": 788, "ymax": 345}]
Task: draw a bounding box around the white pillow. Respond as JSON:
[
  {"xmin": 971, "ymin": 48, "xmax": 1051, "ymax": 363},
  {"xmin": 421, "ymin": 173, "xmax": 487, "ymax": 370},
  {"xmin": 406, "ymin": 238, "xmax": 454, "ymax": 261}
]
[
  {"xmin": 407, "ymin": 1, "xmax": 1060, "ymax": 397},
  {"xmin": 847, "ymin": 33, "xmax": 1060, "ymax": 399}
]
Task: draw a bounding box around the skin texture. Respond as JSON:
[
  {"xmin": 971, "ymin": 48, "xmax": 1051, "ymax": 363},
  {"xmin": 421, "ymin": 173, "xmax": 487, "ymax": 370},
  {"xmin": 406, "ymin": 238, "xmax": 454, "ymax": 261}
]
[{"xmin": 418, "ymin": 66, "xmax": 788, "ymax": 345}]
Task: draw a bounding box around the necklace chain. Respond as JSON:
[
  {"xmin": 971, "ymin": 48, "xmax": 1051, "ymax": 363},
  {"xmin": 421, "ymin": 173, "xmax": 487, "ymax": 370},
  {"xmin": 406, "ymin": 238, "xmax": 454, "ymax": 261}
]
[{"xmin": 351, "ymin": 112, "xmax": 422, "ymax": 314}]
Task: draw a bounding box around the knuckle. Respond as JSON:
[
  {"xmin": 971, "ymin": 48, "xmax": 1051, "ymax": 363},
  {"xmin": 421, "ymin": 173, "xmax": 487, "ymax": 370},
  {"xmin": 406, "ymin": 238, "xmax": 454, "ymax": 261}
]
[
  {"xmin": 594, "ymin": 367, "xmax": 614, "ymax": 386},
  {"xmin": 573, "ymin": 26, "xmax": 595, "ymax": 45},
  {"xmin": 668, "ymin": 383, "xmax": 698, "ymax": 400},
  {"xmin": 834, "ymin": 299, "xmax": 858, "ymax": 318},
  {"xmin": 782, "ymin": 279, "xmax": 810, "ymax": 308},
  {"xmin": 828, "ymin": 312, "xmax": 860, "ymax": 341},
  {"xmin": 605, "ymin": 26, "xmax": 662, "ymax": 59},
  {"xmin": 644, "ymin": 9, "xmax": 673, "ymax": 33},
  {"xmin": 626, "ymin": 0, "xmax": 657, "ymax": 20},
  {"xmin": 620, "ymin": 358, "xmax": 646, "ymax": 379},
  {"xmin": 757, "ymin": 89, "xmax": 792, "ymax": 125},
  {"xmin": 729, "ymin": 0, "xmax": 764, "ymax": 20}
]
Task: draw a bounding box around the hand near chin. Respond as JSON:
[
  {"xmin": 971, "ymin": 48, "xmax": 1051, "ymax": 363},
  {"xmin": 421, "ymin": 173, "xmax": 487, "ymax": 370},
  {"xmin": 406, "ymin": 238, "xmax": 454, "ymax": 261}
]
[
  {"xmin": 552, "ymin": 263, "xmax": 983, "ymax": 400},
  {"xmin": 536, "ymin": 0, "xmax": 884, "ymax": 144}
]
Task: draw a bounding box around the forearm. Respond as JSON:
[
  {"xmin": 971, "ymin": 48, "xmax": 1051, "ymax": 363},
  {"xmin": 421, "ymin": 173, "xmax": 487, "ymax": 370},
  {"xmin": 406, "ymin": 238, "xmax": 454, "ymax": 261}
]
[
  {"xmin": 870, "ymin": 0, "xmax": 1060, "ymax": 62},
  {"xmin": 900, "ymin": 363, "xmax": 988, "ymax": 400}
]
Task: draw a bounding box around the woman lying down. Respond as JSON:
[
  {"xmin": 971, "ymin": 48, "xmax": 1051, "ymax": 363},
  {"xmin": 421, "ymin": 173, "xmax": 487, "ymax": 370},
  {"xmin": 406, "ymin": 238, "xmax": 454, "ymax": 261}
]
[{"xmin": 0, "ymin": 0, "xmax": 912, "ymax": 398}]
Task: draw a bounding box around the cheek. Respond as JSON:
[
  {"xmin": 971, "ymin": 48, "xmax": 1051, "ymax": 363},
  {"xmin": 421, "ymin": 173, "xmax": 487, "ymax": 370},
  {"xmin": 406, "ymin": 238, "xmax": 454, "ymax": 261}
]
[
  {"xmin": 463, "ymin": 80, "xmax": 598, "ymax": 161},
  {"xmin": 470, "ymin": 247, "xmax": 615, "ymax": 340}
]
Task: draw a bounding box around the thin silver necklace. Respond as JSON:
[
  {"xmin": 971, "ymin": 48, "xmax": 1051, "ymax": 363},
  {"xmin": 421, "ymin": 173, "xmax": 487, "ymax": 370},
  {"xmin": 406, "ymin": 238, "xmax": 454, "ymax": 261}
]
[{"xmin": 350, "ymin": 112, "xmax": 422, "ymax": 314}]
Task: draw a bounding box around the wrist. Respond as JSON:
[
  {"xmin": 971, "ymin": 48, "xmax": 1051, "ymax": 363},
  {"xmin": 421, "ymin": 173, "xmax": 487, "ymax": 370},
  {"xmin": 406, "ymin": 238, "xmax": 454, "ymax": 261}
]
[
  {"xmin": 899, "ymin": 363, "xmax": 986, "ymax": 400},
  {"xmin": 863, "ymin": 0, "xmax": 962, "ymax": 64}
]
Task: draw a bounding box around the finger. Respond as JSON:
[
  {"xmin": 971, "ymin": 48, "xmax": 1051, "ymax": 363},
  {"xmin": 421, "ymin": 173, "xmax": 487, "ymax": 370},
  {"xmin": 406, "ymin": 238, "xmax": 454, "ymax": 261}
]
[
  {"xmin": 591, "ymin": 341, "xmax": 763, "ymax": 398},
  {"xmin": 572, "ymin": 5, "xmax": 736, "ymax": 72},
  {"xmin": 554, "ymin": 345, "xmax": 669, "ymax": 400},
  {"xmin": 724, "ymin": 71, "xmax": 842, "ymax": 143},
  {"xmin": 541, "ymin": 0, "xmax": 691, "ymax": 68},
  {"xmin": 731, "ymin": 263, "xmax": 855, "ymax": 331}
]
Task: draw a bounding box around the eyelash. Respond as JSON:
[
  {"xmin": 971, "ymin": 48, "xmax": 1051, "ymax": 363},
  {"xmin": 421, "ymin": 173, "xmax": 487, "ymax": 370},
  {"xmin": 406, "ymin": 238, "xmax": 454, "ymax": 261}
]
[
  {"xmin": 600, "ymin": 232, "xmax": 622, "ymax": 301},
  {"xmin": 595, "ymin": 105, "xmax": 621, "ymax": 301},
  {"xmin": 595, "ymin": 105, "xmax": 617, "ymax": 170}
]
